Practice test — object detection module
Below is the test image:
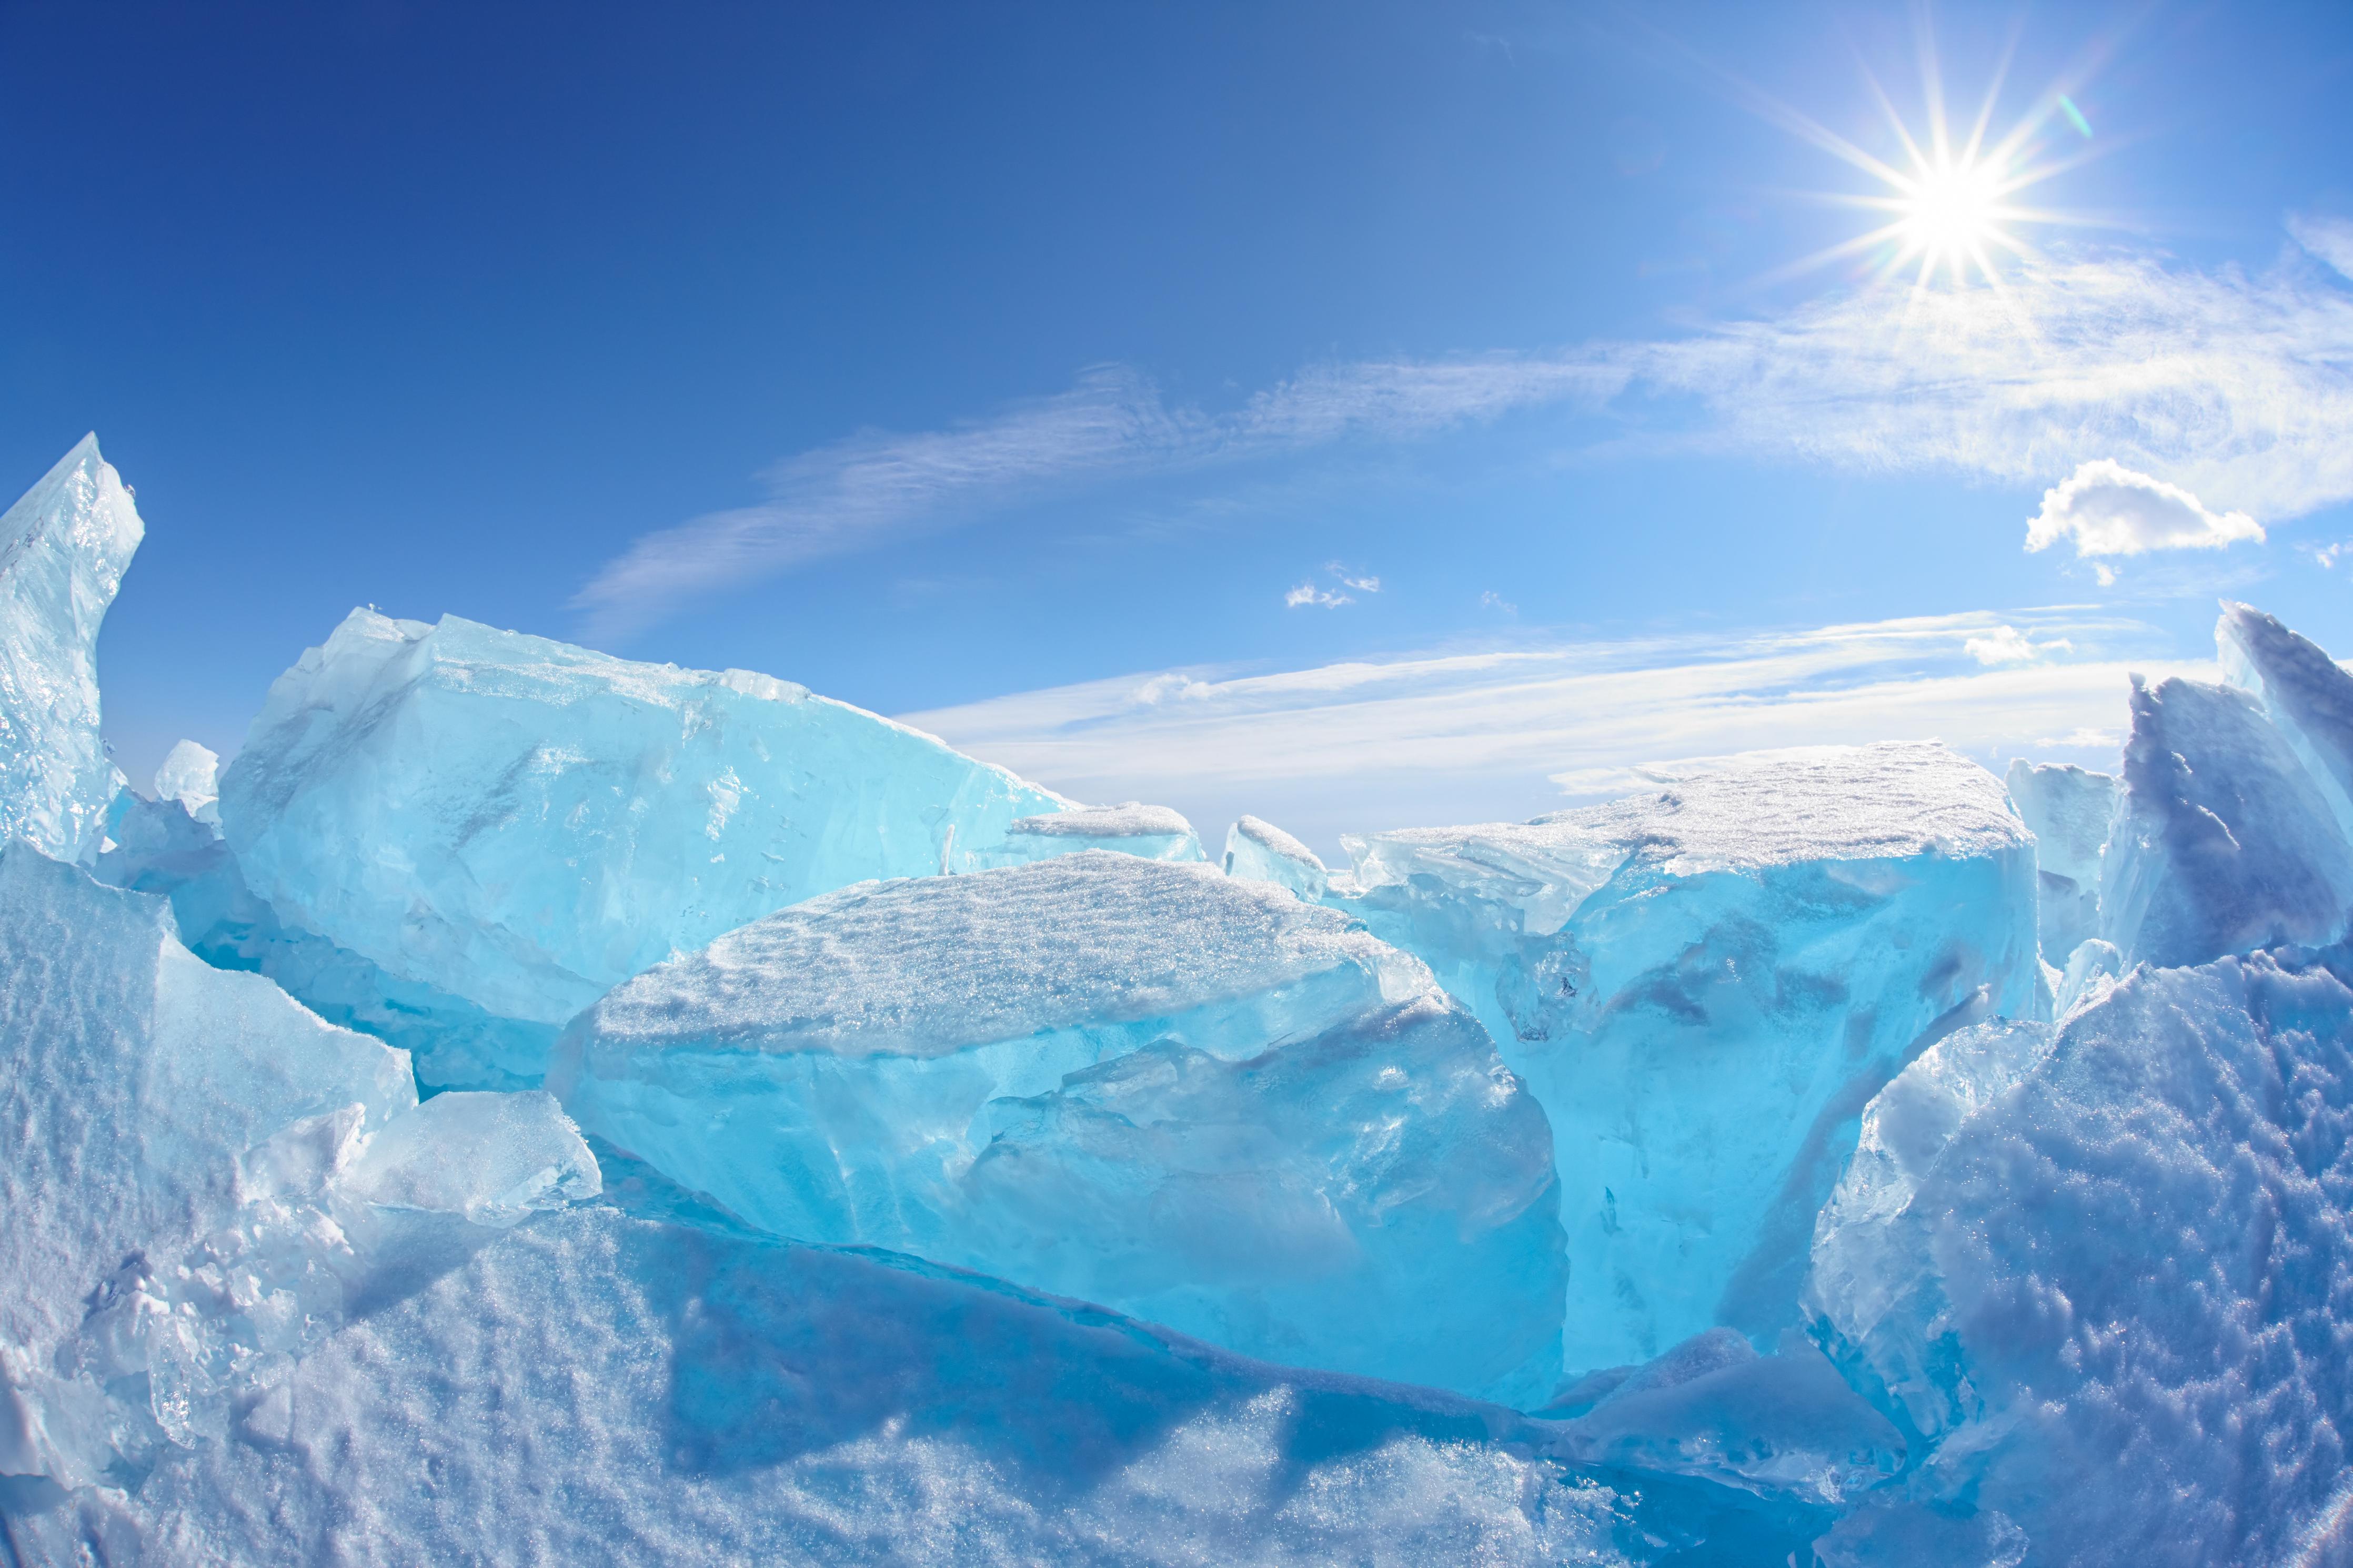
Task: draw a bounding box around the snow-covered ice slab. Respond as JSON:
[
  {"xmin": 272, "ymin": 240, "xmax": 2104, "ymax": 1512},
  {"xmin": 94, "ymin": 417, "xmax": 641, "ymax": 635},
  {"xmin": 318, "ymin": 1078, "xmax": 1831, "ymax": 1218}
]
[
  {"xmin": 978, "ymin": 801, "xmax": 1206, "ymax": 864},
  {"xmin": 1803, "ymin": 948, "xmax": 2353, "ymax": 1566},
  {"xmin": 2100, "ymin": 673, "xmax": 2353, "ymax": 968},
  {"xmin": 549, "ymin": 850, "xmax": 1567, "ymax": 1405},
  {"xmin": 1337, "ymin": 743, "xmax": 2042, "ymax": 1373},
  {"xmin": 2003, "ymin": 758, "xmax": 2115, "ymax": 961},
  {"xmin": 0, "ymin": 436, "xmax": 142, "ymax": 864},
  {"xmin": 1222, "ymin": 813, "xmax": 1329, "ymax": 899},
  {"xmin": 0, "ymin": 842, "xmax": 597, "ymax": 1504},
  {"xmin": 218, "ymin": 609, "xmax": 1081, "ymax": 1083}
]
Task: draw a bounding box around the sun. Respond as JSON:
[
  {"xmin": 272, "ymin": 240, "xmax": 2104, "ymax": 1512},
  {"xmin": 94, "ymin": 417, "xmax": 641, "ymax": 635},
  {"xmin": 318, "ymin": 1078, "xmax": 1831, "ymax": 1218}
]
[
  {"xmin": 1752, "ymin": 26, "xmax": 2104, "ymax": 296},
  {"xmin": 1893, "ymin": 156, "xmax": 2009, "ymax": 279}
]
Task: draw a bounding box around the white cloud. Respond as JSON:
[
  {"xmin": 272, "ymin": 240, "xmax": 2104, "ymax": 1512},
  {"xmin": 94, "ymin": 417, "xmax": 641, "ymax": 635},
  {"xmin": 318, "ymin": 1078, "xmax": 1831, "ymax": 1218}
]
[
  {"xmin": 2024, "ymin": 459, "xmax": 2262, "ymax": 559},
  {"xmin": 1964, "ymin": 625, "xmax": 2040, "ymax": 664},
  {"xmin": 2291, "ymin": 213, "xmax": 2353, "ymax": 282},
  {"xmin": 901, "ymin": 608, "xmax": 2192, "ymax": 857},
  {"xmin": 1284, "ymin": 582, "xmax": 1353, "ymax": 609},
  {"xmin": 1331, "ymin": 565, "xmax": 1382, "ymax": 593},
  {"xmin": 577, "ymin": 232, "xmax": 2353, "ymax": 638},
  {"xmin": 1480, "ymin": 590, "xmax": 1519, "ymax": 614}
]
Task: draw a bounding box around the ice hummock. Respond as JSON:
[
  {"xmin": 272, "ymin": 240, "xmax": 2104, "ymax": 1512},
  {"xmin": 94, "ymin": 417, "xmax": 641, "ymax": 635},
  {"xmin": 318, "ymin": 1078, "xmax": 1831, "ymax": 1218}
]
[
  {"xmin": 549, "ymin": 849, "xmax": 1567, "ymax": 1406},
  {"xmin": 217, "ymin": 609, "xmax": 1085, "ymax": 1083},
  {"xmin": 0, "ymin": 842, "xmax": 597, "ymax": 1505},
  {"xmin": 0, "ymin": 833, "xmax": 1779, "ymax": 1563},
  {"xmin": 1804, "ymin": 948, "xmax": 2353, "ymax": 1566},
  {"xmin": 2003, "ymin": 758, "xmax": 2115, "ymax": 960},
  {"xmin": 2099, "ymin": 672, "xmax": 2353, "ymax": 968},
  {"xmin": 1222, "ymin": 813, "xmax": 1330, "ymax": 899},
  {"xmin": 1336, "ymin": 743, "xmax": 2042, "ymax": 1373},
  {"xmin": 0, "ymin": 436, "xmax": 142, "ymax": 865}
]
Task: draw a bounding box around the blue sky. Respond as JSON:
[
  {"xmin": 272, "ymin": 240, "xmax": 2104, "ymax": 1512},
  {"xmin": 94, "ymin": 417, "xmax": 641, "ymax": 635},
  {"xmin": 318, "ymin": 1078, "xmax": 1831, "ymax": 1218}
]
[{"xmin": 6, "ymin": 1, "xmax": 2350, "ymax": 854}]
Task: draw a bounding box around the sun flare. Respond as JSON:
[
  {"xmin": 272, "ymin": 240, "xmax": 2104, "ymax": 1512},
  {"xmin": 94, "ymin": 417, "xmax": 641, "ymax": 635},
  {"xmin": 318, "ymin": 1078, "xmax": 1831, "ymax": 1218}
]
[{"xmin": 1758, "ymin": 29, "xmax": 2104, "ymax": 297}]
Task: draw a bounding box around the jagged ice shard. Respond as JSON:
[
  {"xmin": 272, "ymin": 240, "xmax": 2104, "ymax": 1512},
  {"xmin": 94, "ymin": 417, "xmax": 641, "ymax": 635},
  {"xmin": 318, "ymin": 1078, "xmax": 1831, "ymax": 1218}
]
[
  {"xmin": 1336, "ymin": 743, "xmax": 2042, "ymax": 1373},
  {"xmin": 1222, "ymin": 813, "xmax": 1330, "ymax": 899},
  {"xmin": 549, "ymin": 850, "xmax": 1568, "ymax": 1405},
  {"xmin": 0, "ymin": 434, "xmax": 140, "ymax": 865},
  {"xmin": 217, "ymin": 609, "xmax": 1085, "ymax": 1084},
  {"xmin": 2003, "ymin": 757, "xmax": 2116, "ymax": 962},
  {"xmin": 2100, "ymin": 671, "xmax": 2353, "ymax": 968}
]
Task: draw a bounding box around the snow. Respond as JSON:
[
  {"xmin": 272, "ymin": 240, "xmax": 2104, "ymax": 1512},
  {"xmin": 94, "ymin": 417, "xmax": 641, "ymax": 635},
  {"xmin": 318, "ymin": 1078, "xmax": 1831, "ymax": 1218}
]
[
  {"xmin": 1804, "ymin": 948, "xmax": 2353, "ymax": 1565},
  {"xmin": 2003, "ymin": 758, "xmax": 2115, "ymax": 960},
  {"xmin": 2100, "ymin": 673, "xmax": 2353, "ymax": 967},
  {"xmin": 13, "ymin": 1186, "xmax": 1805, "ymax": 1567},
  {"xmin": 549, "ymin": 851, "xmax": 1565, "ymax": 1405},
  {"xmin": 217, "ymin": 609, "xmax": 1081, "ymax": 1083},
  {"xmin": 0, "ymin": 841, "xmax": 597, "ymax": 1511},
  {"xmin": 1338, "ymin": 742, "xmax": 2042, "ymax": 1373},
  {"xmin": 0, "ymin": 436, "xmax": 142, "ymax": 864},
  {"xmin": 1222, "ymin": 814, "xmax": 1329, "ymax": 899}
]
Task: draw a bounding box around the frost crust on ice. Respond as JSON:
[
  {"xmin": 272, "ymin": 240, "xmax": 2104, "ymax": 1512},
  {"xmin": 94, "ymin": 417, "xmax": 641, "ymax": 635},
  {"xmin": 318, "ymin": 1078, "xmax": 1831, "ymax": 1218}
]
[
  {"xmin": 550, "ymin": 850, "xmax": 1567, "ymax": 1405},
  {"xmin": 0, "ymin": 436, "xmax": 141, "ymax": 864},
  {"xmin": 1338, "ymin": 742, "xmax": 2041, "ymax": 1372},
  {"xmin": 218, "ymin": 609, "xmax": 1082, "ymax": 1081}
]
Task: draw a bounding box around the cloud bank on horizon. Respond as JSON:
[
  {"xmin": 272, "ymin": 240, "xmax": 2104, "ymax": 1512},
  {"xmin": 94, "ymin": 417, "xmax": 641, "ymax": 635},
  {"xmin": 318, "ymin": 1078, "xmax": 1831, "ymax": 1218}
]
[
  {"xmin": 571, "ymin": 223, "xmax": 2353, "ymax": 643},
  {"xmin": 899, "ymin": 606, "xmax": 2200, "ymax": 855}
]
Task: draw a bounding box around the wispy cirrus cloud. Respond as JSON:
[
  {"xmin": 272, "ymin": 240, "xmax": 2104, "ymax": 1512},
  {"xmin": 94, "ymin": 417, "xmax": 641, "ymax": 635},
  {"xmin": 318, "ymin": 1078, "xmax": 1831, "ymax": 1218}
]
[
  {"xmin": 575, "ymin": 225, "xmax": 2353, "ymax": 640},
  {"xmin": 900, "ymin": 606, "xmax": 2200, "ymax": 856},
  {"xmin": 571, "ymin": 359, "xmax": 1616, "ymax": 641}
]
